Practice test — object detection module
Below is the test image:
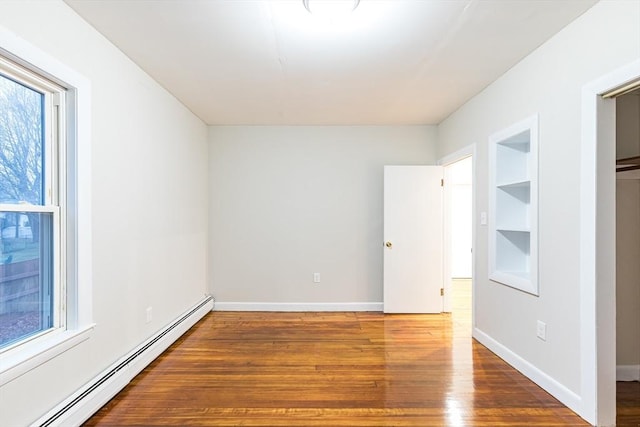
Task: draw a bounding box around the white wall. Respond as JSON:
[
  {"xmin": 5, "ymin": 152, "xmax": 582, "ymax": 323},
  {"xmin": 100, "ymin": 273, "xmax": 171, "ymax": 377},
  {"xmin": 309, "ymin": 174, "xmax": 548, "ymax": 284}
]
[
  {"xmin": 0, "ymin": 1, "xmax": 209, "ymax": 425},
  {"xmin": 209, "ymin": 126, "xmax": 436, "ymax": 307},
  {"xmin": 437, "ymin": 0, "xmax": 640, "ymax": 408}
]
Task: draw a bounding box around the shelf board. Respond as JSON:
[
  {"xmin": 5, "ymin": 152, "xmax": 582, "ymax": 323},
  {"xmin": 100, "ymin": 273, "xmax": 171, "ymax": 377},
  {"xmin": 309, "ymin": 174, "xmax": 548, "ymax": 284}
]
[
  {"xmin": 497, "ymin": 227, "xmax": 530, "ymax": 233},
  {"xmin": 490, "ymin": 270, "xmax": 538, "ymax": 296},
  {"xmin": 502, "ymin": 270, "xmax": 530, "ymax": 279},
  {"xmin": 497, "ymin": 179, "xmax": 530, "ymax": 189},
  {"xmin": 490, "ymin": 270, "xmax": 530, "ymax": 282},
  {"xmin": 616, "ymin": 155, "xmax": 640, "ymax": 172},
  {"xmin": 497, "ymin": 131, "xmax": 530, "ymax": 149}
]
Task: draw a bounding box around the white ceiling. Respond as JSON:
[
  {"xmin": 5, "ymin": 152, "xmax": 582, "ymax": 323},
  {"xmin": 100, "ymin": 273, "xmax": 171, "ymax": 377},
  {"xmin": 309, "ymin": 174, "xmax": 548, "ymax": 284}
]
[{"xmin": 64, "ymin": 0, "xmax": 597, "ymax": 125}]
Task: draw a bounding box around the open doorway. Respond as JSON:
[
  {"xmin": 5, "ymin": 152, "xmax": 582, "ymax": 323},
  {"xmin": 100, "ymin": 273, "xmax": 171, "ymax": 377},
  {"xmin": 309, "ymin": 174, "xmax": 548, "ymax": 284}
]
[
  {"xmin": 581, "ymin": 60, "xmax": 640, "ymax": 425},
  {"xmin": 615, "ymin": 87, "xmax": 640, "ymax": 424},
  {"xmin": 449, "ymin": 157, "xmax": 473, "ymax": 280},
  {"xmin": 446, "ymin": 157, "xmax": 472, "ymax": 320},
  {"xmin": 441, "ymin": 149, "xmax": 474, "ymax": 329}
]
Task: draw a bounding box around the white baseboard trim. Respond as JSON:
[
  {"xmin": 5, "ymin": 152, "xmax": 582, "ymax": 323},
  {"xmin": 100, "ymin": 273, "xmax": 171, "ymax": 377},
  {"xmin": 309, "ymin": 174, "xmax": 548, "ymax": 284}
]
[
  {"xmin": 215, "ymin": 302, "xmax": 383, "ymax": 312},
  {"xmin": 473, "ymin": 327, "xmax": 583, "ymax": 419},
  {"xmin": 617, "ymin": 364, "xmax": 640, "ymax": 381},
  {"xmin": 32, "ymin": 295, "xmax": 214, "ymax": 427}
]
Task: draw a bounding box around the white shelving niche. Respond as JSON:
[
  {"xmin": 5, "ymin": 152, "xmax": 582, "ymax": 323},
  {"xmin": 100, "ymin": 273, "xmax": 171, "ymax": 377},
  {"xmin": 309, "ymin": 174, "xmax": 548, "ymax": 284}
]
[{"xmin": 489, "ymin": 114, "xmax": 538, "ymax": 295}]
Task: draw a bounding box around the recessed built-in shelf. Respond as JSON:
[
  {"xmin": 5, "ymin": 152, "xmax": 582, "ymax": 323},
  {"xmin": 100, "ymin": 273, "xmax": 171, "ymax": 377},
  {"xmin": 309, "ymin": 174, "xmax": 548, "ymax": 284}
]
[
  {"xmin": 497, "ymin": 179, "xmax": 530, "ymax": 189},
  {"xmin": 489, "ymin": 114, "xmax": 538, "ymax": 295}
]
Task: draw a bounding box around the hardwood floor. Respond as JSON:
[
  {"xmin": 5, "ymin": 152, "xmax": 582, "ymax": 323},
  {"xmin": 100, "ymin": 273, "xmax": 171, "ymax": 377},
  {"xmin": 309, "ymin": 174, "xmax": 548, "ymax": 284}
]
[
  {"xmin": 84, "ymin": 280, "xmax": 597, "ymax": 426},
  {"xmin": 618, "ymin": 381, "xmax": 640, "ymax": 426}
]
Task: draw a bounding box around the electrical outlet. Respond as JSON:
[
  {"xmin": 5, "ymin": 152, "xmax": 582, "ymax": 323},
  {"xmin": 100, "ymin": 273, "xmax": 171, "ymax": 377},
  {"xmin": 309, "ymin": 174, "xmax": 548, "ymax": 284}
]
[
  {"xmin": 536, "ymin": 320, "xmax": 546, "ymax": 341},
  {"xmin": 313, "ymin": 273, "xmax": 320, "ymax": 283},
  {"xmin": 146, "ymin": 307, "xmax": 153, "ymax": 323}
]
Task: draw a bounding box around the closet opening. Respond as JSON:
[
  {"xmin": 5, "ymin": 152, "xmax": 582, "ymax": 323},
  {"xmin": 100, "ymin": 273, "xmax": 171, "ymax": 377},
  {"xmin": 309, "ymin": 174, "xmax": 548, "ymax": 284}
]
[{"xmin": 615, "ymin": 86, "xmax": 640, "ymax": 424}]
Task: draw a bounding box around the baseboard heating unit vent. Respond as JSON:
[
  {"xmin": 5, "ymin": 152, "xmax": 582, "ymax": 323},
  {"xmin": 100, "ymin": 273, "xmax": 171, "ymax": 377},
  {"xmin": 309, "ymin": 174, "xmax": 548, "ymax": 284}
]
[{"xmin": 33, "ymin": 295, "xmax": 214, "ymax": 427}]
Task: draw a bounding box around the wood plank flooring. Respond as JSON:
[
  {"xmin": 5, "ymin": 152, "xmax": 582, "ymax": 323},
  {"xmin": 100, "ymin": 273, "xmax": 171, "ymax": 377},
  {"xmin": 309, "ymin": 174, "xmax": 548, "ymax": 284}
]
[
  {"xmin": 85, "ymin": 280, "xmax": 599, "ymax": 426},
  {"xmin": 618, "ymin": 381, "xmax": 640, "ymax": 426}
]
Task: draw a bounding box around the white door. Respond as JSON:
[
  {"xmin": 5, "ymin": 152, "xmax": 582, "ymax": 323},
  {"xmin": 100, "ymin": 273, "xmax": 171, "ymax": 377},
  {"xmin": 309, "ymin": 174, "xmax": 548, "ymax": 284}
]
[{"xmin": 383, "ymin": 165, "xmax": 443, "ymax": 313}]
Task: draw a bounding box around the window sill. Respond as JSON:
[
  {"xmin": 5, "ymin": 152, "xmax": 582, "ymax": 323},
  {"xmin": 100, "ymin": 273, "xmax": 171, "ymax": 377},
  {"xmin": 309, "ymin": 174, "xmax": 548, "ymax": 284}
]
[{"xmin": 0, "ymin": 324, "xmax": 95, "ymax": 387}]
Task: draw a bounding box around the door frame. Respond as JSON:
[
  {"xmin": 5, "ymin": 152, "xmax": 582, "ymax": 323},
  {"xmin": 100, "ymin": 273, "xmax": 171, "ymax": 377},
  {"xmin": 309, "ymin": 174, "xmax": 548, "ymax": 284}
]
[
  {"xmin": 438, "ymin": 144, "xmax": 476, "ymax": 320},
  {"xmin": 580, "ymin": 59, "xmax": 640, "ymax": 426}
]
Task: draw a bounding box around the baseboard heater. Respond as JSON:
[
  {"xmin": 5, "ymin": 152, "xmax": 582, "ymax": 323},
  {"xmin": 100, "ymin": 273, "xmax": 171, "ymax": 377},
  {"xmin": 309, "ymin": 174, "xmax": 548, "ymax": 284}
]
[{"xmin": 33, "ymin": 295, "xmax": 214, "ymax": 427}]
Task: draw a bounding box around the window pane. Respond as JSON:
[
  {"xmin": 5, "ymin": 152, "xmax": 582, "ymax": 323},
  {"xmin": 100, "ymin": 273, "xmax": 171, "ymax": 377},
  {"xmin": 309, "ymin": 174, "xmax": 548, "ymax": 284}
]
[
  {"xmin": 0, "ymin": 211, "xmax": 53, "ymax": 348},
  {"xmin": 0, "ymin": 74, "xmax": 44, "ymax": 205}
]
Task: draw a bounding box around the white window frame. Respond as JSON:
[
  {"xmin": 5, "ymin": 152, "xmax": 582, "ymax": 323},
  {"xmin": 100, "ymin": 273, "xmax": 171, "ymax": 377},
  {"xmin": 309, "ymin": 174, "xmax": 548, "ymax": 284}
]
[
  {"xmin": 0, "ymin": 56, "xmax": 65, "ymax": 350},
  {"xmin": 0, "ymin": 25, "xmax": 93, "ymax": 387}
]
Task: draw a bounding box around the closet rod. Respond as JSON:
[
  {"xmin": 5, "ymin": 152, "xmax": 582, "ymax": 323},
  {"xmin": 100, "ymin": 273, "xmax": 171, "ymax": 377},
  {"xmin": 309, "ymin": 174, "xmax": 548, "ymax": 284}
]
[
  {"xmin": 602, "ymin": 79, "xmax": 640, "ymax": 98},
  {"xmin": 617, "ymin": 164, "xmax": 640, "ymax": 173},
  {"xmin": 616, "ymin": 155, "xmax": 640, "ymax": 165}
]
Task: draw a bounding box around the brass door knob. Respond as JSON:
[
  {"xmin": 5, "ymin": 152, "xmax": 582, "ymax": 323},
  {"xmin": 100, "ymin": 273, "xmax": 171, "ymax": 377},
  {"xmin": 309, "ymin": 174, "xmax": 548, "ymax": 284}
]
[{"xmin": 385, "ymin": 242, "xmax": 393, "ymax": 249}]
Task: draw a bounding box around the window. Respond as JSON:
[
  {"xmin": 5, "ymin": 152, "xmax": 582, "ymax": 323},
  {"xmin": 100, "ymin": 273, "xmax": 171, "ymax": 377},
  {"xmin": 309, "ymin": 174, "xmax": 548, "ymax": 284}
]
[
  {"xmin": 0, "ymin": 28, "xmax": 92, "ymax": 386},
  {"xmin": 0, "ymin": 56, "xmax": 65, "ymax": 350}
]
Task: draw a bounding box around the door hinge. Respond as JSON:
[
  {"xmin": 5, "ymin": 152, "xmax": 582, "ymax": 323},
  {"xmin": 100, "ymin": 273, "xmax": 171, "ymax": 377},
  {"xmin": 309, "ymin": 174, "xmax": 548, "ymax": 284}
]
[
  {"xmin": 440, "ymin": 178, "xmax": 444, "ymax": 187},
  {"xmin": 440, "ymin": 288, "xmax": 444, "ymax": 296}
]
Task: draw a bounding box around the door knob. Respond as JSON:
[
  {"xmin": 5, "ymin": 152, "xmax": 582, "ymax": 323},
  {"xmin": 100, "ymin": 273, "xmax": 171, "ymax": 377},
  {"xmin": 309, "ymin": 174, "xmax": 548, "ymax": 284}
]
[{"xmin": 385, "ymin": 241, "xmax": 393, "ymax": 249}]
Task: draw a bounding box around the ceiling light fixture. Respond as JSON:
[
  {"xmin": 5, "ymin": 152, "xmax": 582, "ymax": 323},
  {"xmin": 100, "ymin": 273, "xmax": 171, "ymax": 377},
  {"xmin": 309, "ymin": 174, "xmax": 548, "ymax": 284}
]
[{"xmin": 303, "ymin": 0, "xmax": 361, "ymax": 18}]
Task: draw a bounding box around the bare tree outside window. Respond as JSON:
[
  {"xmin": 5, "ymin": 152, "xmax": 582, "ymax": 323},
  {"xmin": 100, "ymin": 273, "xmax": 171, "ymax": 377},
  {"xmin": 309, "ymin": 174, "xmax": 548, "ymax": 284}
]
[
  {"xmin": 0, "ymin": 73, "xmax": 53, "ymax": 347},
  {"xmin": 0, "ymin": 76, "xmax": 43, "ymax": 205}
]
